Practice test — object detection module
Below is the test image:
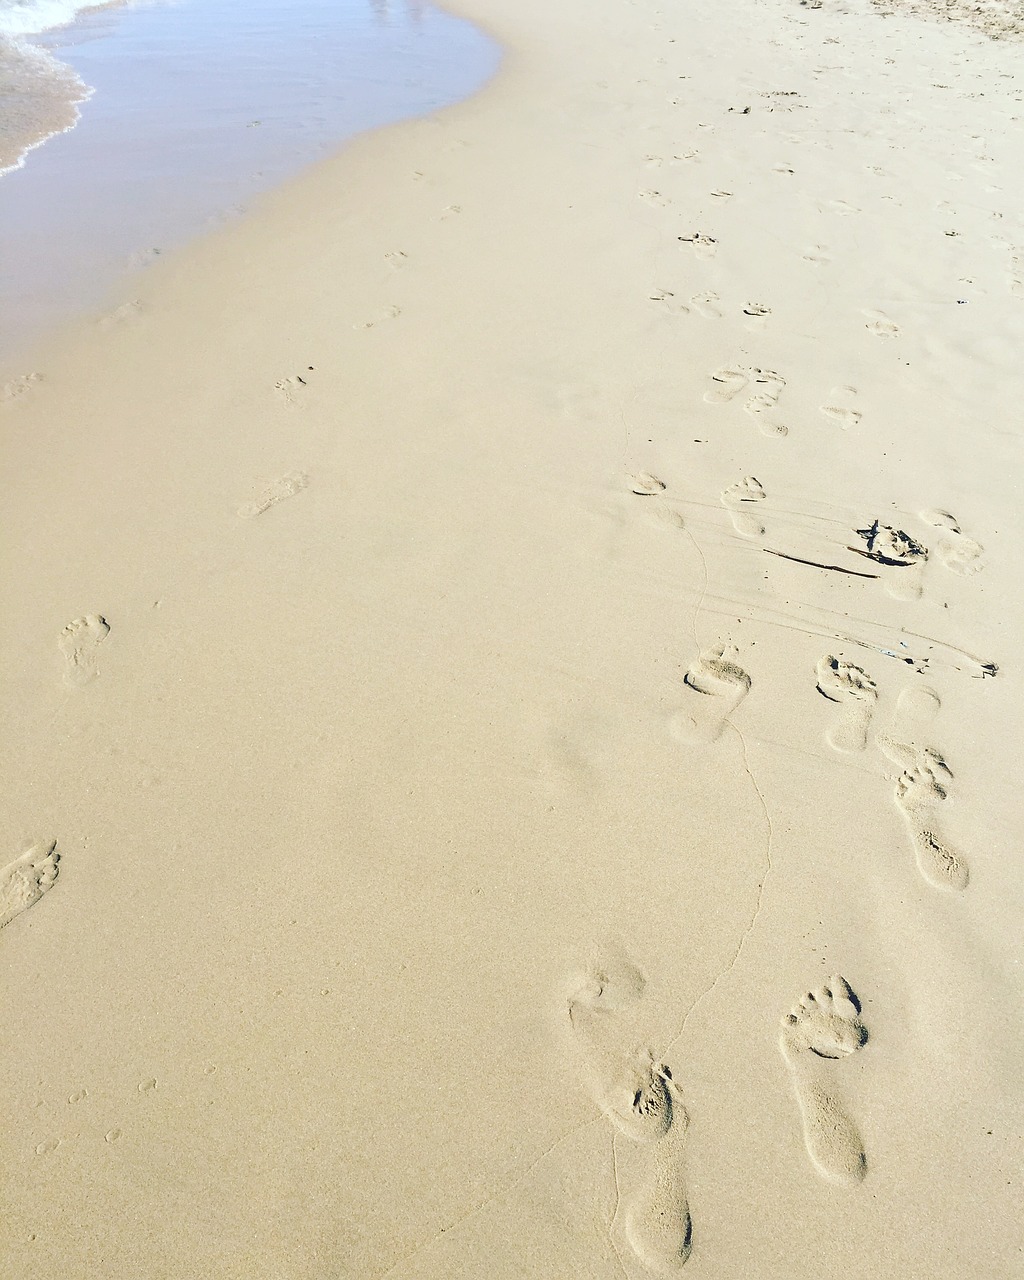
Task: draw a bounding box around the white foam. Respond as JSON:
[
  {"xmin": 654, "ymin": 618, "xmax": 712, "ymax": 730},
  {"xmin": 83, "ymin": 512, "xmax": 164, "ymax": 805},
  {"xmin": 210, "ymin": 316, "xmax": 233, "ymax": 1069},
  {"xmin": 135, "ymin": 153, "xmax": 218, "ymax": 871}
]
[{"xmin": 0, "ymin": 0, "xmax": 102, "ymax": 38}]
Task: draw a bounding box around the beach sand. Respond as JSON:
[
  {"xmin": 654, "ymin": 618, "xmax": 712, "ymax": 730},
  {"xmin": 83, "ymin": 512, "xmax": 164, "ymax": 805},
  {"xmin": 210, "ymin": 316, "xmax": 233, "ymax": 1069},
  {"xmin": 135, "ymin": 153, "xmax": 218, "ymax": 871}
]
[{"xmin": 1, "ymin": 0, "xmax": 1022, "ymax": 1275}]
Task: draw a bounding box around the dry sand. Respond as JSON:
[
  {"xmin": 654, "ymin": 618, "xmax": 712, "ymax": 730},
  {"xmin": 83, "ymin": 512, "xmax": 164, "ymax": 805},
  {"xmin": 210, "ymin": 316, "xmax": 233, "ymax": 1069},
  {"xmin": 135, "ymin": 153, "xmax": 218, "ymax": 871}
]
[{"xmin": 2, "ymin": 0, "xmax": 1023, "ymax": 1275}]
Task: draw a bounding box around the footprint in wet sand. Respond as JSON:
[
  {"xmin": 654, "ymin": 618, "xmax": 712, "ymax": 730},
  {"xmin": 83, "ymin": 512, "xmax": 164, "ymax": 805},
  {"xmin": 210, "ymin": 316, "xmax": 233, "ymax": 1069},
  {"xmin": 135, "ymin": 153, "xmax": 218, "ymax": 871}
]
[
  {"xmin": 780, "ymin": 976, "xmax": 868, "ymax": 1186},
  {"xmin": 819, "ymin": 385, "xmax": 862, "ymax": 429},
  {"xmin": 878, "ymin": 739, "xmax": 968, "ymax": 890},
  {"xmin": 815, "ymin": 656, "xmax": 877, "ymax": 753},
  {"xmin": 678, "ymin": 231, "xmax": 718, "ymax": 260},
  {"xmin": 238, "ymin": 473, "xmax": 309, "ymax": 519},
  {"xmin": 919, "ymin": 509, "xmax": 985, "ymax": 576},
  {"xmin": 851, "ymin": 520, "xmax": 928, "ymax": 600},
  {"xmin": 721, "ymin": 476, "xmax": 766, "ymax": 538},
  {"xmin": 59, "ymin": 615, "xmax": 110, "ymax": 688},
  {"xmin": 1, "ymin": 841, "xmax": 60, "ymax": 929},
  {"xmin": 863, "ymin": 310, "xmax": 900, "ymax": 337},
  {"xmin": 671, "ymin": 644, "xmax": 751, "ymax": 744}
]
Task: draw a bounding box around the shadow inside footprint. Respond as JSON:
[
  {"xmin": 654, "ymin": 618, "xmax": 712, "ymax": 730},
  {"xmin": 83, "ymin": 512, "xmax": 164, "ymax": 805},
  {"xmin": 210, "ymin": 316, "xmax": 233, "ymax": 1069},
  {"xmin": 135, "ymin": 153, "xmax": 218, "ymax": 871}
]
[
  {"xmin": 815, "ymin": 656, "xmax": 877, "ymax": 752},
  {"xmin": 671, "ymin": 644, "xmax": 751, "ymax": 745},
  {"xmin": 779, "ymin": 975, "xmax": 868, "ymax": 1186}
]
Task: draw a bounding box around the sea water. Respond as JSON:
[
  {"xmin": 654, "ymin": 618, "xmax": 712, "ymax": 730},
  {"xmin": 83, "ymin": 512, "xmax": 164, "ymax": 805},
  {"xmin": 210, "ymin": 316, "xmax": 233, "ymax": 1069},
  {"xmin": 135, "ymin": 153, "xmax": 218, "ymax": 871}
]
[{"xmin": 0, "ymin": 0, "xmax": 500, "ymax": 359}]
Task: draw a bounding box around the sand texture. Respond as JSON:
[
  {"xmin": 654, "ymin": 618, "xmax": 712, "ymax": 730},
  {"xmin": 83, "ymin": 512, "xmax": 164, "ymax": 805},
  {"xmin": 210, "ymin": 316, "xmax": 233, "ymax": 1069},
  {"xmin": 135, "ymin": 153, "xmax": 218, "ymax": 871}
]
[{"xmin": 1, "ymin": 0, "xmax": 1023, "ymax": 1275}]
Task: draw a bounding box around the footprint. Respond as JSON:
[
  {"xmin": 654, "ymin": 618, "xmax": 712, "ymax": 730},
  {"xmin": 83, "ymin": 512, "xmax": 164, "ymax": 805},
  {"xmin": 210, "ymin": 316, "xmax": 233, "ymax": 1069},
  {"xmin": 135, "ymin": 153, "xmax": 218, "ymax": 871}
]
[
  {"xmin": 823, "ymin": 199, "xmax": 860, "ymax": 216},
  {"xmin": 852, "ymin": 521, "xmax": 928, "ymax": 601},
  {"xmin": 879, "ymin": 741, "xmax": 969, "ymax": 890},
  {"xmin": 721, "ymin": 476, "xmax": 766, "ymax": 538},
  {"xmin": 742, "ymin": 302, "xmax": 771, "ymax": 327},
  {"xmin": 273, "ymin": 374, "xmax": 308, "ymax": 406},
  {"xmin": 780, "ymin": 976, "xmax": 868, "ymax": 1185},
  {"xmin": 744, "ymin": 369, "xmax": 788, "ymax": 437},
  {"xmin": 238, "ymin": 473, "xmax": 309, "ymax": 519},
  {"xmin": 820, "ymin": 385, "xmax": 862, "ymax": 429},
  {"xmin": 671, "ymin": 644, "xmax": 751, "ymax": 744},
  {"xmin": 384, "ymin": 250, "xmax": 408, "ymax": 269},
  {"xmin": 2, "ymin": 372, "xmax": 41, "ymax": 403},
  {"xmin": 919, "ymin": 509, "xmax": 985, "ymax": 576},
  {"xmin": 815, "ymin": 656, "xmax": 877, "ymax": 752},
  {"xmin": 863, "ymin": 310, "xmax": 900, "ymax": 337},
  {"xmin": 639, "ymin": 189, "xmax": 670, "ymax": 208},
  {"xmin": 887, "ymin": 684, "xmax": 941, "ymax": 744},
  {"xmin": 630, "ymin": 472, "xmax": 668, "ymax": 496},
  {"xmin": 566, "ymin": 962, "xmax": 672, "ymax": 1142},
  {"xmin": 649, "ymin": 289, "xmax": 690, "ymax": 317},
  {"xmin": 354, "ymin": 304, "xmax": 401, "ymax": 330},
  {"xmin": 704, "ymin": 367, "xmax": 748, "ymax": 404},
  {"xmin": 678, "ymin": 232, "xmax": 718, "ymax": 260},
  {"xmin": 59, "ymin": 615, "xmax": 110, "ymax": 688},
  {"xmin": 802, "ymin": 244, "xmax": 832, "ymax": 265},
  {"xmin": 0, "ymin": 841, "xmax": 60, "ymax": 930},
  {"xmin": 622, "ymin": 1114, "xmax": 693, "ymax": 1274},
  {"xmin": 690, "ymin": 292, "xmax": 722, "ymax": 319}
]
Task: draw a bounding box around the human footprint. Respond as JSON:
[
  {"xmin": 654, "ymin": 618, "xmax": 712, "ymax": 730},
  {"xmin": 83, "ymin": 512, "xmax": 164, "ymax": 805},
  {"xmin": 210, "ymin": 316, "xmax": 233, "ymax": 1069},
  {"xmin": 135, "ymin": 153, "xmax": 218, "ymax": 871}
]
[
  {"xmin": 815, "ymin": 656, "xmax": 877, "ymax": 752},
  {"xmin": 881, "ymin": 742, "xmax": 969, "ymax": 891},
  {"xmin": 1, "ymin": 841, "xmax": 60, "ymax": 929},
  {"xmin": 59, "ymin": 614, "xmax": 110, "ymax": 688},
  {"xmin": 919, "ymin": 509, "xmax": 985, "ymax": 576},
  {"xmin": 721, "ymin": 476, "xmax": 766, "ymax": 538},
  {"xmin": 704, "ymin": 366, "xmax": 748, "ymax": 404},
  {"xmin": 622, "ymin": 1112, "xmax": 693, "ymax": 1274},
  {"xmin": 779, "ymin": 976, "xmax": 868, "ymax": 1185},
  {"xmin": 671, "ymin": 644, "xmax": 751, "ymax": 745},
  {"xmin": 743, "ymin": 368, "xmax": 788, "ymax": 437},
  {"xmin": 852, "ymin": 520, "xmax": 928, "ymax": 600}
]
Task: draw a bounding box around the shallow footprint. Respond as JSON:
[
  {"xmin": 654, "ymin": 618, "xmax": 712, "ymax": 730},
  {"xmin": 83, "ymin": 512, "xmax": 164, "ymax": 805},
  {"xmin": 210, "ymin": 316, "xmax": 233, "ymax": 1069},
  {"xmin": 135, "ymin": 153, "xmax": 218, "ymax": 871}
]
[
  {"xmin": 704, "ymin": 366, "xmax": 748, "ymax": 404},
  {"xmin": 815, "ymin": 656, "xmax": 877, "ymax": 752},
  {"xmin": 566, "ymin": 962, "xmax": 674, "ymax": 1142},
  {"xmin": 884, "ymin": 744, "xmax": 969, "ymax": 891},
  {"xmin": 671, "ymin": 644, "xmax": 751, "ymax": 744},
  {"xmin": 820, "ymin": 385, "xmax": 862, "ymax": 429},
  {"xmin": 622, "ymin": 1111, "xmax": 693, "ymax": 1274},
  {"xmin": 59, "ymin": 615, "xmax": 110, "ymax": 688},
  {"xmin": 863, "ymin": 310, "xmax": 900, "ymax": 337},
  {"xmin": 0, "ymin": 841, "xmax": 60, "ymax": 929},
  {"xmin": 721, "ymin": 476, "xmax": 766, "ymax": 538},
  {"xmin": 779, "ymin": 975, "xmax": 868, "ymax": 1185},
  {"xmin": 238, "ymin": 473, "xmax": 309, "ymax": 519},
  {"xmin": 919, "ymin": 509, "xmax": 985, "ymax": 576},
  {"xmin": 744, "ymin": 369, "xmax": 788, "ymax": 437}
]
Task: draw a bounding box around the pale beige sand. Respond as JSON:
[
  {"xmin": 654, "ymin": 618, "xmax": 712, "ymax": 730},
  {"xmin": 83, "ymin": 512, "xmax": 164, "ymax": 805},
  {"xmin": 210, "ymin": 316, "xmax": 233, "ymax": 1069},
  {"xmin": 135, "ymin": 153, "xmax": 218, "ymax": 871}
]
[{"xmin": 2, "ymin": 0, "xmax": 1023, "ymax": 1275}]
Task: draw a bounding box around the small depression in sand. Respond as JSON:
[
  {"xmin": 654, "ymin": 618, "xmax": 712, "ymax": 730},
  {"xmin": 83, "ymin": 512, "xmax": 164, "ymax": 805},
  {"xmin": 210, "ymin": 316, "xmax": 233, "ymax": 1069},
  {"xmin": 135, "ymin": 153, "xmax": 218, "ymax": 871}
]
[{"xmin": 0, "ymin": 0, "xmax": 500, "ymax": 361}]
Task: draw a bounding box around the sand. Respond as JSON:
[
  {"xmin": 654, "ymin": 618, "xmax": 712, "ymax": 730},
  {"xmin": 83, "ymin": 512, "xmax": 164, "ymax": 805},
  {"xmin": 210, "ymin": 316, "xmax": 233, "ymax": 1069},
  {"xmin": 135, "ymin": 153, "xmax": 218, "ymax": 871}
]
[{"xmin": 1, "ymin": 0, "xmax": 1022, "ymax": 1275}]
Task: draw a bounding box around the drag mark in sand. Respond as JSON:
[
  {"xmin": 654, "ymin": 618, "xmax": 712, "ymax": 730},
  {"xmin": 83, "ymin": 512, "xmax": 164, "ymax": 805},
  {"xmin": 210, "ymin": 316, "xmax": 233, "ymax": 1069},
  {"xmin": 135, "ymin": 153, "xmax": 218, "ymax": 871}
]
[
  {"xmin": 815, "ymin": 656, "xmax": 878, "ymax": 752},
  {"xmin": 1, "ymin": 841, "xmax": 59, "ymax": 929},
  {"xmin": 238, "ymin": 472, "xmax": 309, "ymax": 519},
  {"xmin": 59, "ymin": 615, "xmax": 110, "ymax": 687},
  {"xmin": 780, "ymin": 976, "xmax": 868, "ymax": 1185}
]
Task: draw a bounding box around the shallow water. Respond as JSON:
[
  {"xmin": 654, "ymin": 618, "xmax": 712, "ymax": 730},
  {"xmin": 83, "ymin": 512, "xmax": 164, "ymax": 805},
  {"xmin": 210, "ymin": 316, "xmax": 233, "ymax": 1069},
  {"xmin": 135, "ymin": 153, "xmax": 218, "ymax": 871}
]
[{"xmin": 0, "ymin": 0, "xmax": 500, "ymax": 361}]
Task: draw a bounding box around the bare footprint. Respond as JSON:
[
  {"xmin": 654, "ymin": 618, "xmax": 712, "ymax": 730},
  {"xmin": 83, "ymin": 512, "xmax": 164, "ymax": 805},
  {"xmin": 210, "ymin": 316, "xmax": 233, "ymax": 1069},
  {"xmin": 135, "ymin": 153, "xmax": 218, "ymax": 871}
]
[
  {"xmin": 621, "ymin": 1112, "xmax": 693, "ymax": 1274},
  {"xmin": 678, "ymin": 232, "xmax": 718, "ymax": 260},
  {"xmin": 2, "ymin": 372, "xmax": 41, "ymax": 403},
  {"xmin": 566, "ymin": 962, "xmax": 673, "ymax": 1142},
  {"xmin": 238, "ymin": 473, "xmax": 309, "ymax": 519},
  {"xmin": 690, "ymin": 292, "xmax": 721, "ymax": 318},
  {"xmin": 820, "ymin": 385, "xmax": 862, "ymax": 429},
  {"xmin": 919, "ymin": 509, "xmax": 985, "ymax": 576},
  {"xmin": 863, "ymin": 310, "xmax": 900, "ymax": 337},
  {"xmin": 384, "ymin": 250, "xmax": 408, "ymax": 269},
  {"xmin": 887, "ymin": 684, "xmax": 941, "ymax": 744},
  {"xmin": 639, "ymin": 189, "xmax": 670, "ymax": 208},
  {"xmin": 630, "ymin": 472, "xmax": 667, "ymax": 496},
  {"xmin": 744, "ymin": 369, "xmax": 788, "ymax": 437},
  {"xmin": 721, "ymin": 476, "xmax": 766, "ymax": 538},
  {"xmin": 59, "ymin": 615, "xmax": 110, "ymax": 688},
  {"xmin": 273, "ymin": 374, "xmax": 308, "ymax": 406},
  {"xmin": 852, "ymin": 521, "xmax": 928, "ymax": 601},
  {"xmin": 779, "ymin": 976, "xmax": 868, "ymax": 1186},
  {"xmin": 815, "ymin": 656, "xmax": 877, "ymax": 752},
  {"xmin": 705, "ymin": 367, "xmax": 748, "ymax": 404},
  {"xmin": 0, "ymin": 841, "xmax": 60, "ymax": 929},
  {"xmin": 880, "ymin": 741, "xmax": 969, "ymax": 890},
  {"xmin": 671, "ymin": 644, "xmax": 751, "ymax": 744}
]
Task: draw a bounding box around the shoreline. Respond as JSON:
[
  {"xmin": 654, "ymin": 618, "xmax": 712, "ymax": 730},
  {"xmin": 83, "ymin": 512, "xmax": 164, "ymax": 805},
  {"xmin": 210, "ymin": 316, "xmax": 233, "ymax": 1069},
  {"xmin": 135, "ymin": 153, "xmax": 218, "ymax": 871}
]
[{"xmin": 2, "ymin": 0, "xmax": 1022, "ymax": 1276}]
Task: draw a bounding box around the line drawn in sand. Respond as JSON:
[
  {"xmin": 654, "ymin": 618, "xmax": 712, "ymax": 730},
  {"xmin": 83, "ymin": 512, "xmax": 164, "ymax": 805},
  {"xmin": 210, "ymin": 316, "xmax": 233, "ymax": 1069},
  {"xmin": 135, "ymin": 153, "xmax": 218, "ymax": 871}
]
[{"xmin": 780, "ymin": 975, "xmax": 868, "ymax": 1185}]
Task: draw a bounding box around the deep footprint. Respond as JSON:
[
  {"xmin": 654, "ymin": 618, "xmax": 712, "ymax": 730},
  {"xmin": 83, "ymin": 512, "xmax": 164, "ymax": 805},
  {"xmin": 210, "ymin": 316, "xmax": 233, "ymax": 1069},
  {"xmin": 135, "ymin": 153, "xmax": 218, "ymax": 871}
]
[
  {"xmin": 779, "ymin": 975, "xmax": 868, "ymax": 1186},
  {"xmin": 815, "ymin": 656, "xmax": 877, "ymax": 753},
  {"xmin": 671, "ymin": 644, "xmax": 751, "ymax": 745},
  {"xmin": 881, "ymin": 741, "xmax": 969, "ymax": 891},
  {"xmin": 0, "ymin": 841, "xmax": 60, "ymax": 929}
]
